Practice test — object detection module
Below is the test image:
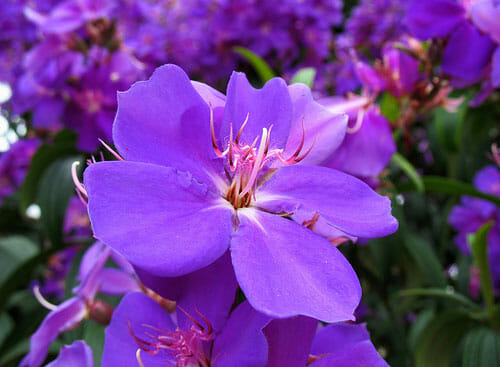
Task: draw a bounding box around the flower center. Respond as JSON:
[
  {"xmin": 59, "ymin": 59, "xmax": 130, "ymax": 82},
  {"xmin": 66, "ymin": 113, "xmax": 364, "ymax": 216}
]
[
  {"xmin": 209, "ymin": 107, "xmax": 313, "ymax": 209},
  {"xmin": 129, "ymin": 308, "xmax": 213, "ymax": 367}
]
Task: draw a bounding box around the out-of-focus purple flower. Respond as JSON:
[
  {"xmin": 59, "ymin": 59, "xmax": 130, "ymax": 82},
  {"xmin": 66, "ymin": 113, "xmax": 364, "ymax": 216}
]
[
  {"xmin": 0, "ymin": 137, "xmax": 39, "ymax": 204},
  {"xmin": 404, "ymin": 0, "xmax": 496, "ymax": 87},
  {"xmin": 63, "ymin": 196, "xmax": 91, "ymax": 241},
  {"xmin": 264, "ymin": 316, "xmax": 389, "ymax": 366},
  {"xmin": 83, "ymin": 64, "xmax": 398, "ymax": 323},
  {"xmin": 345, "ymin": 0, "xmax": 410, "ymax": 53},
  {"xmin": 39, "ymin": 246, "xmax": 79, "ymax": 299},
  {"xmin": 319, "ymin": 95, "xmax": 396, "ymax": 179},
  {"xmin": 448, "ymin": 165, "xmax": 500, "ymax": 292},
  {"xmin": 103, "ymin": 292, "xmax": 269, "ymax": 367},
  {"xmin": 21, "ymin": 242, "xmax": 139, "ymax": 367},
  {"xmin": 45, "ymin": 340, "xmax": 93, "ymax": 367}
]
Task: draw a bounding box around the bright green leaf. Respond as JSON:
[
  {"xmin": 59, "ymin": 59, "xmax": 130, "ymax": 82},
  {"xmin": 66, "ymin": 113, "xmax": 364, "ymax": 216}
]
[
  {"xmin": 290, "ymin": 67, "xmax": 316, "ymax": 88},
  {"xmin": 391, "ymin": 152, "xmax": 425, "ymax": 193},
  {"xmin": 234, "ymin": 46, "xmax": 275, "ymax": 83},
  {"xmin": 380, "ymin": 92, "xmax": 400, "ymax": 122}
]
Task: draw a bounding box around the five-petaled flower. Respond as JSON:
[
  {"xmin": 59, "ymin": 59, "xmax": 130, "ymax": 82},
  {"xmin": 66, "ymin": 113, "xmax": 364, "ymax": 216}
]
[{"xmin": 83, "ymin": 64, "xmax": 398, "ymax": 323}]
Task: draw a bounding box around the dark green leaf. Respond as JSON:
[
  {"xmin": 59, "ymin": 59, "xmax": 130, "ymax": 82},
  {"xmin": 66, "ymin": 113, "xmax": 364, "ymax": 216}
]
[
  {"xmin": 290, "ymin": 67, "xmax": 316, "ymax": 88},
  {"xmin": 415, "ymin": 312, "xmax": 475, "ymax": 367},
  {"xmin": 0, "ymin": 236, "xmax": 39, "ymax": 291},
  {"xmin": 391, "ymin": 153, "xmax": 424, "ymax": 193},
  {"xmin": 234, "ymin": 46, "xmax": 275, "ymax": 83},
  {"xmin": 462, "ymin": 327, "xmax": 500, "ymax": 367},
  {"xmin": 37, "ymin": 156, "xmax": 81, "ymax": 248},
  {"xmin": 398, "ymin": 288, "xmax": 480, "ymax": 310},
  {"xmin": 19, "ymin": 130, "xmax": 78, "ymax": 212},
  {"xmin": 83, "ymin": 321, "xmax": 105, "ymax": 367},
  {"xmin": 433, "ymin": 99, "xmax": 467, "ymax": 153},
  {"xmin": 396, "ymin": 176, "xmax": 500, "ymax": 207},
  {"xmin": 470, "ymin": 222, "xmax": 496, "ymax": 325},
  {"xmin": 403, "ymin": 232, "xmax": 446, "ymax": 288}
]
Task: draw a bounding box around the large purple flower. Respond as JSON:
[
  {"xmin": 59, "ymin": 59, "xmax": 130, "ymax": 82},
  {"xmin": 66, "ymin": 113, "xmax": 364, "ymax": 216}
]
[
  {"xmin": 45, "ymin": 341, "xmax": 93, "ymax": 367},
  {"xmin": 84, "ymin": 64, "xmax": 398, "ymax": 322}
]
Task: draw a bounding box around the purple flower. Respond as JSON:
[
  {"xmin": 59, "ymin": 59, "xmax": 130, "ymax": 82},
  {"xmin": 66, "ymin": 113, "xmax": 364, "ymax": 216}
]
[
  {"xmin": 448, "ymin": 165, "xmax": 500, "ymax": 292},
  {"xmin": 404, "ymin": 0, "xmax": 495, "ymax": 87},
  {"xmin": 21, "ymin": 242, "xmax": 139, "ymax": 367},
  {"xmin": 264, "ymin": 316, "xmax": 389, "ymax": 366},
  {"xmin": 83, "ymin": 64, "xmax": 398, "ymax": 322},
  {"xmin": 45, "ymin": 341, "xmax": 93, "ymax": 367},
  {"xmin": 63, "ymin": 196, "xmax": 91, "ymax": 241},
  {"xmin": 0, "ymin": 137, "xmax": 39, "ymax": 204},
  {"xmin": 103, "ymin": 292, "xmax": 269, "ymax": 367},
  {"xmin": 319, "ymin": 96, "xmax": 396, "ymax": 179}
]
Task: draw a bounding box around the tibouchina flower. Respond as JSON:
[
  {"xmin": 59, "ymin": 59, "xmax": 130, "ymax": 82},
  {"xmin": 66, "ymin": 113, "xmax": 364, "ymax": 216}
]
[
  {"xmin": 45, "ymin": 341, "xmax": 93, "ymax": 367},
  {"xmin": 103, "ymin": 292, "xmax": 270, "ymax": 367},
  {"xmin": 84, "ymin": 64, "xmax": 398, "ymax": 322},
  {"xmin": 264, "ymin": 316, "xmax": 389, "ymax": 367}
]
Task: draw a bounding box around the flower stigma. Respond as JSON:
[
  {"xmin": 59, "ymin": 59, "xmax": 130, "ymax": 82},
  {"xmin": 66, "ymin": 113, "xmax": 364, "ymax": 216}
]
[{"xmin": 209, "ymin": 106, "xmax": 314, "ymax": 209}]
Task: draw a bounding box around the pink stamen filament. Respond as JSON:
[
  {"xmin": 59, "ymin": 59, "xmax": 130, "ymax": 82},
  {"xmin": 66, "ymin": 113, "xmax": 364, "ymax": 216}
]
[
  {"xmin": 71, "ymin": 162, "xmax": 87, "ymax": 198},
  {"xmin": 346, "ymin": 107, "xmax": 365, "ymax": 134}
]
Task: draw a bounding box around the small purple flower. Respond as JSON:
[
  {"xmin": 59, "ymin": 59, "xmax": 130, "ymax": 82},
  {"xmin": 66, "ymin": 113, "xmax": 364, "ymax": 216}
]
[
  {"xmin": 319, "ymin": 95, "xmax": 396, "ymax": 179},
  {"xmin": 264, "ymin": 316, "xmax": 389, "ymax": 366},
  {"xmin": 45, "ymin": 340, "xmax": 93, "ymax": 367},
  {"xmin": 83, "ymin": 64, "xmax": 398, "ymax": 323},
  {"xmin": 0, "ymin": 137, "xmax": 39, "ymax": 204},
  {"xmin": 448, "ymin": 165, "xmax": 500, "ymax": 292},
  {"xmin": 21, "ymin": 242, "xmax": 139, "ymax": 367}
]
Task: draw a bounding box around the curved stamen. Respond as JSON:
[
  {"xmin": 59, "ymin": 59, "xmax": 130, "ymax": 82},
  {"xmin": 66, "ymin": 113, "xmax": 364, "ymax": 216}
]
[
  {"xmin": 210, "ymin": 104, "xmax": 224, "ymax": 157},
  {"xmin": 235, "ymin": 113, "xmax": 250, "ymax": 145},
  {"xmin": 72, "ymin": 162, "xmax": 87, "ymax": 198},
  {"xmin": 239, "ymin": 127, "xmax": 268, "ymax": 197},
  {"xmin": 346, "ymin": 107, "xmax": 365, "ymax": 134},
  {"xmin": 136, "ymin": 349, "xmax": 145, "ymax": 367},
  {"xmin": 33, "ymin": 285, "xmax": 58, "ymax": 311}
]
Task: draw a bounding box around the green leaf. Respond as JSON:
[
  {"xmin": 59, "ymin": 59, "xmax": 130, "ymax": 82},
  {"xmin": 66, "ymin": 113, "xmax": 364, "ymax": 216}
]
[
  {"xmin": 0, "ymin": 313, "xmax": 14, "ymax": 348},
  {"xmin": 290, "ymin": 67, "xmax": 316, "ymax": 88},
  {"xmin": 398, "ymin": 288, "xmax": 480, "ymax": 310},
  {"xmin": 380, "ymin": 92, "xmax": 400, "ymax": 122},
  {"xmin": 402, "ymin": 232, "xmax": 446, "ymax": 288},
  {"xmin": 0, "ymin": 236, "xmax": 39, "ymax": 290},
  {"xmin": 83, "ymin": 321, "xmax": 105, "ymax": 367},
  {"xmin": 408, "ymin": 309, "xmax": 435, "ymax": 352},
  {"xmin": 415, "ymin": 312, "xmax": 475, "ymax": 367},
  {"xmin": 462, "ymin": 327, "xmax": 500, "ymax": 367},
  {"xmin": 234, "ymin": 46, "xmax": 275, "ymax": 83},
  {"xmin": 469, "ymin": 222, "xmax": 497, "ymax": 326},
  {"xmin": 433, "ymin": 99, "xmax": 467, "ymax": 153},
  {"xmin": 396, "ymin": 176, "xmax": 500, "ymax": 207},
  {"xmin": 20, "ymin": 130, "xmax": 78, "ymax": 212},
  {"xmin": 391, "ymin": 152, "xmax": 424, "ymax": 193},
  {"xmin": 37, "ymin": 156, "xmax": 81, "ymax": 248}
]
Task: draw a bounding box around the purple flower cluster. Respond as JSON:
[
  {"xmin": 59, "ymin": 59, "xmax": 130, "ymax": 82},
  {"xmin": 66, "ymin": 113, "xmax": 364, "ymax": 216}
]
[
  {"xmin": 404, "ymin": 0, "xmax": 500, "ymax": 101},
  {"xmin": 449, "ymin": 165, "xmax": 500, "ymax": 292},
  {"xmin": 0, "ymin": 137, "xmax": 39, "ymax": 204}
]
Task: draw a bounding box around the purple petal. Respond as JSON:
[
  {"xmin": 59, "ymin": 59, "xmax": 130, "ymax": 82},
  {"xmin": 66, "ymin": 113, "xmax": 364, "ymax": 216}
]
[
  {"xmin": 256, "ymin": 165, "xmax": 398, "ymax": 238},
  {"xmin": 263, "ymin": 316, "xmax": 317, "ymax": 367},
  {"xmin": 475, "ymin": 165, "xmax": 500, "ymax": 197},
  {"xmin": 45, "ymin": 341, "xmax": 93, "ymax": 367},
  {"xmin": 492, "ymin": 47, "xmax": 500, "ymax": 88},
  {"xmin": 99, "ymin": 268, "xmax": 140, "ymax": 295},
  {"xmin": 84, "ymin": 161, "xmax": 233, "ymax": 277},
  {"xmin": 21, "ymin": 298, "xmax": 87, "ymax": 367},
  {"xmin": 283, "ymin": 83, "xmax": 347, "ymax": 166},
  {"xmin": 212, "ymin": 301, "xmax": 270, "ymax": 367},
  {"xmin": 73, "ymin": 245, "xmax": 111, "ymax": 300},
  {"xmin": 102, "ymin": 292, "xmax": 176, "ymax": 367},
  {"xmin": 309, "ymin": 323, "xmax": 388, "ymax": 367},
  {"xmin": 231, "ymin": 209, "xmax": 361, "ymax": 322},
  {"xmin": 221, "ymin": 73, "xmax": 292, "ymax": 149},
  {"xmin": 323, "ymin": 107, "xmax": 396, "ymax": 178},
  {"xmin": 442, "ymin": 21, "xmax": 495, "ymax": 86},
  {"xmin": 136, "ymin": 252, "xmax": 237, "ymax": 332},
  {"xmin": 470, "ymin": 0, "xmax": 500, "ymax": 43},
  {"xmin": 113, "ymin": 64, "xmax": 222, "ymax": 187},
  {"xmin": 403, "ymin": 0, "xmax": 465, "ymax": 40}
]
